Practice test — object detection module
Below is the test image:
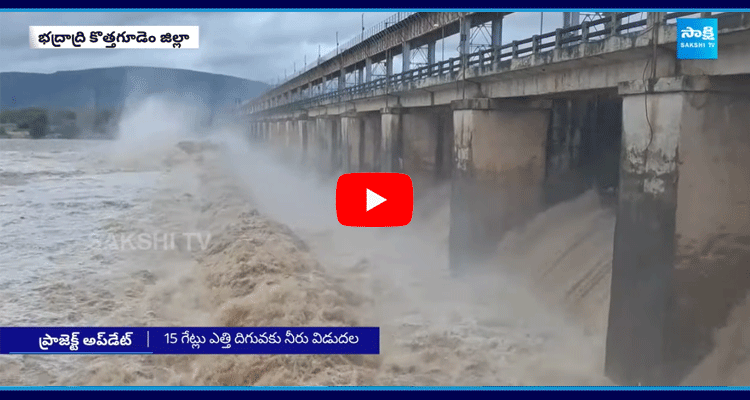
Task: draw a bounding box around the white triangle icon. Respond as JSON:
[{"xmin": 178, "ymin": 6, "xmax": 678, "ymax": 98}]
[{"xmin": 366, "ymin": 188, "xmax": 386, "ymax": 212}]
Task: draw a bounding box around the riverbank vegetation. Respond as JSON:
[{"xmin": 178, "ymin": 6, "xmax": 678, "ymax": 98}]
[
  {"xmin": 0, "ymin": 108, "xmax": 49, "ymax": 138},
  {"xmin": 0, "ymin": 107, "xmax": 118, "ymax": 139}
]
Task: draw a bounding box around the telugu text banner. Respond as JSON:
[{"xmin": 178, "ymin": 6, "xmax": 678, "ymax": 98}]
[
  {"xmin": 29, "ymin": 26, "xmax": 200, "ymax": 49},
  {"xmin": 0, "ymin": 327, "xmax": 379, "ymax": 354}
]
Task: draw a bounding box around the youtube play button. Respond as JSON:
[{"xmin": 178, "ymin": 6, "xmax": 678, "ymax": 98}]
[
  {"xmin": 336, "ymin": 173, "xmax": 413, "ymax": 227},
  {"xmin": 366, "ymin": 189, "xmax": 387, "ymax": 212}
]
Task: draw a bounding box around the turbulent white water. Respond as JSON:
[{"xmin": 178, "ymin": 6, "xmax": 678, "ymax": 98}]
[
  {"xmin": 0, "ymin": 139, "xmax": 163, "ymax": 323},
  {"xmin": 0, "ymin": 98, "xmax": 620, "ymax": 386},
  {"xmin": 0, "ymin": 139, "xmax": 163, "ymax": 384}
]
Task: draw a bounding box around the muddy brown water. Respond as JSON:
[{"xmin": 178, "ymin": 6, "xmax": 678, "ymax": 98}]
[{"xmin": 2, "ymin": 129, "xmax": 741, "ymax": 386}]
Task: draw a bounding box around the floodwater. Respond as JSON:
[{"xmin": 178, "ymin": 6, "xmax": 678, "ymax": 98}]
[
  {"xmin": 0, "ymin": 139, "xmax": 165, "ymax": 384},
  {"xmin": 0, "ymin": 101, "xmax": 622, "ymax": 385}
]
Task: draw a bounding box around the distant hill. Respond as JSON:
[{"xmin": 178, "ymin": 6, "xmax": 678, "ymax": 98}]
[{"xmin": 0, "ymin": 66, "xmax": 269, "ymax": 111}]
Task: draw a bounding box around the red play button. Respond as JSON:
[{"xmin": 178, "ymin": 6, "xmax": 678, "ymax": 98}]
[{"xmin": 336, "ymin": 173, "xmax": 413, "ymax": 227}]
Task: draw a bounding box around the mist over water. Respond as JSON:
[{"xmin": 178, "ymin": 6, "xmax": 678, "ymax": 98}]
[
  {"xmin": 0, "ymin": 96, "xmax": 609, "ymax": 385},
  {"xmin": 199, "ymin": 118, "xmax": 615, "ymax": 385},
  {"xmin": 2, "ymin": 95, "xmax": 744, "ymax": 386},
  {"xmin": 108, "ymin": 96, "xmax": 209, "ymax": 167},
  {"xmin": 215, "ymin": 129, "xmax": 338, "ymax": 232}
]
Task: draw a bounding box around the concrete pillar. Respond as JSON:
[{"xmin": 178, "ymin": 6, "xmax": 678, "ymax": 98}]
[
  {"xmin": 338, "ymin": 70, "xmax": 346, "ymax": 91},
  {"xmin": 268, "ymin": 121, "xmax": 283, "ymax": 149},
  {"xmin": 341, "ymin": 113, "xmax": 362, "ymax": 172},
  {"xmin": 449, "ymin": 98, "xmax": 550, "ymax": 275},
  {"xmin": 427, "ymin": 42, "xmax": 436, "ymax": 74},
  {"xmin": 647, "ymin": 12, "xmax": 666, "ymax": 31},
  {"xmin": 357, "ymin": 67, "xmax": 364, "ymax": 85},
  {"xmin": 365, "ymin": 58, "xmax": 373, "ymax": 82},
  {"xmin": 386, "ymin": 52, "xmax": 393, "ymax": 79},
  {"xmin": 270, "ymin": 120, "xmax": 283, "ymax": 149},
  {"xmin": 606, "ymin": 76, "xmax": 750, "ymax": 385},
  {"xmin": 606, "ymin": 12, "xmax": 620, "ymax": 36},
  {"xmin": 285, "ymin": 120, "xmax": 294, "ymax": 148},
  {"xmin": 401, "ymin": 109, "xmax": 437, "ymax": 177},
  {"xmin": 359, "ymin": 118, "xmax": 368, "ymax": 171},
  {"xmin": 322, "ymin": 76, "xmax": 327, "ymax": 94},
  {"xmin": 297, "ymin": 117, "xmax": 309, "ymax": 164},
  {"xmin": 491, "ymin": 16, "xmax": 503, "ymax": 63},
  {"xmin": 307, "ymin": 118, "xmax": 316, "ymax": 163},
  {"xmin": 397, "ymin": 107, "xmax": 453, "ymax": 193},
  {"xmin": 381, "ymin": 108, "xmax": 404, "ymax": 173},
  {"xmin": 402, "ymin": 41, "xmax": 411, "ymax": 72},
  {"xmin": 459, "ymin": 15, "xmax": 471, "ymax": 66},
  {"xmin": 312, "ymin": 117, "xmax": 332, "ymax": 173},
  {"xmin": 361, "ymin": 114, "xmax": 381, "ymax": 172},
  {"xmin": 277, "ymin": 120, "xmax": 290, "ymax": 159},
  {"xmin": 331, "ymin": 117, "xmax": 343, "ymax": 173}
]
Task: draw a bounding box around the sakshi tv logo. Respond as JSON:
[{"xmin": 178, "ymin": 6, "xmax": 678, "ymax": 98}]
[{"xmin": 676, "ymin": 18, "xmax": 718, "ymax": 60}]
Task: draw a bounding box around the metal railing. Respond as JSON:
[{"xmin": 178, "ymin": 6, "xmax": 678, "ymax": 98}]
[
  {"xmin": 245, "ymin": 11, "xmax": 738, "ymax": 116},
  {"xmin": 275, "ymin": 12, "xmax": 418, "ymax": 86}
]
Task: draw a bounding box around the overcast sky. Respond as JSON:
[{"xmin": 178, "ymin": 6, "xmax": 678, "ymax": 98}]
[{"xmin": 0, "ymin": 12, "xmax": 565, "ymax": 84}]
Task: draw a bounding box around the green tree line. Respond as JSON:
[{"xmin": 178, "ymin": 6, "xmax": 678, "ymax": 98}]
[
  {"xmin": 0, "ymin": 108, "xmax": 49, "ymax": 138},
  {"xmin": 1, "ymin": 107, "xmax": 119, "ymax": 139}
]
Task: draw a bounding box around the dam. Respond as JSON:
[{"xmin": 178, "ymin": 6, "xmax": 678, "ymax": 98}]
[{"xmin": 236, "ymin": 11, "xmax": 750, "ymax": 385}]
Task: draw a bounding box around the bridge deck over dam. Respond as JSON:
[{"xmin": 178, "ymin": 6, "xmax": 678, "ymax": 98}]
[{"xmin": 238, "ymin": 12, "xmax": 750, "ymax": 385}]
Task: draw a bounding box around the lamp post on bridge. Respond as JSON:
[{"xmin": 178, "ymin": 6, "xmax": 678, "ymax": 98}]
[{"xmin": 540, "ymin": 12, "xmax": 543, "ymax": 35}]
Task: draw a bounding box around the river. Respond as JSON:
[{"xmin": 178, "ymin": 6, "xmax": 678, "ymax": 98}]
[{"xmin": 0, "ymin": 103, "xmax": 614, "ymax": 385}]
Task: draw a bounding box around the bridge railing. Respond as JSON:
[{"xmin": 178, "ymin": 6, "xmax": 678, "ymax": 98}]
[
  {"xmin": 277, "ymin": 12, "xmax": 419, "ymax": 85},
  {"xmin": 247, "ymin": 11, "xmax": 738, "ymax": 115}
]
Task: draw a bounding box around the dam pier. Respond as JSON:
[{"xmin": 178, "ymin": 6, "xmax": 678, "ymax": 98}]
[{"xmin": 237, "ymin": 12, "xmax": 750, "ymax": 385}]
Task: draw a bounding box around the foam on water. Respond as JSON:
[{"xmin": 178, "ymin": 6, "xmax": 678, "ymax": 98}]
[{"xmin": 3, "ymin": 96, "xmax": 744, "ymax": 386}]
